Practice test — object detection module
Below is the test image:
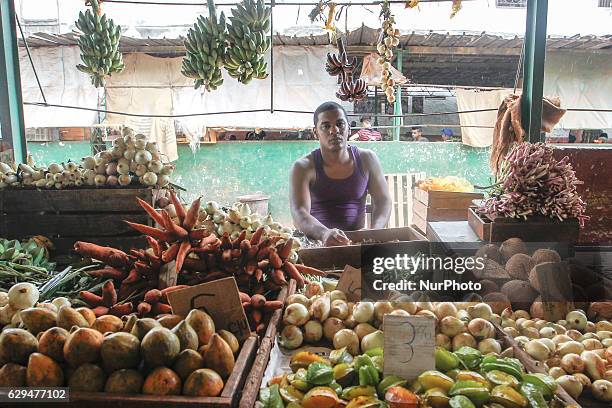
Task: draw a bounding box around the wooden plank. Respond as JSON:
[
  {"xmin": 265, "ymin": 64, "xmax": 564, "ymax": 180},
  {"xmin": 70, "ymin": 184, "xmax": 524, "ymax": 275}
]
[
  {"xmin": 397, "ymin": 175, "xmax": 405, "ymax": 227},
  {"xmin": 468, "ymin": 207, "xmax": 490, "ymax": 241},
  {"xmin": 0, "ymin": 188, "xmax": 154, "ymax": 213},
  {"xmin": 388, "ymin": 174, "xmax": 396, "ymax": 228},
  {"xmin": 412, "ymin": 212, "xmax": 427, "ymax": 236},
  {"xmin": 0, "ymin": 213, "xmax": 149, "ymax": 238},
  {"xmin": 414, "ymin": 189, "xmax": 484, "ymax": 208},
  {"xmin": 239, "ymin": 281, "xmax": 296, "ymax": 408}
]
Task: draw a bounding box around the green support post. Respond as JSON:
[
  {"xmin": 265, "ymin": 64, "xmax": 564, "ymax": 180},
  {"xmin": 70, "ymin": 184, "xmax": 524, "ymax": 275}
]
[
  {"xmin": 521, "ymin": 0, "xmax": 549, "ymax": 143},
  {"xmin": 392, "ymin": 48, "xmax": 403, "ymax": 141},
  {"xmin": 0, "ymin": 0, "xmax": 27, "ymax": 163}
]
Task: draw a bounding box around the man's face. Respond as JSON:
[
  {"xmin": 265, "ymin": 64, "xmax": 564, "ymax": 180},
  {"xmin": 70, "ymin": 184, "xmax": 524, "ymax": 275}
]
[
  {"xmin": 314, "ymin": 109, "xmax": 349, "ymax": 152},
  {"xmin": 411, "ymin": 128, "xmax": 422, "ymax": 139}
]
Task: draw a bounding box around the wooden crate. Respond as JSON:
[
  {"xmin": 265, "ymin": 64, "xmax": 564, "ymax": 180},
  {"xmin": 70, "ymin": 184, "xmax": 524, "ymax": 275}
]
[
  {"xmin": 239, "ymin": 280, "xmax": 297, "ymax": 408},
  {"xmin": 467, "ymin": 207, "xmax": 580, "ymax": 243},
  {"xmin": 412, "ymin": 189, "xmax": 484, "ymax": 234},
  {"xmin": 31, "ymin": 335, "xmax": 258, "ymax": 408},
  {"xmin": 0, "ymin": 188, "xmax": 161, "ymax": 253}
]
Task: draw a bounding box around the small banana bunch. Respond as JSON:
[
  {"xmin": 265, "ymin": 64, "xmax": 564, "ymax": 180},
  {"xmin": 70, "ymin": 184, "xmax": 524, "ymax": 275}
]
[
  {"xmin": 75, "ymin": 0, "xmax": 124, "ymax": 88},
  {"xmin": 376, "ymin": 10, "xmax": 400, "ymax": 103},
  {"xmin": 225, "ymin": 0, "xmax": 272, "ymax": 84},
  {"xmin": 326, "ymin": 48, "xmax": 366, "ymax": 102},
  {"xmin": 182, "ymin": 0, "xmax": 227, "ymax": 91}
]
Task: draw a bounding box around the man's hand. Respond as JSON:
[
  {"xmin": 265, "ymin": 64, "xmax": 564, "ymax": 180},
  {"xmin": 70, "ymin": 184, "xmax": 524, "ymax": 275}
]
[{"xmin": 322, "ymin": 228, "xmax": 350, "ymax": 246}]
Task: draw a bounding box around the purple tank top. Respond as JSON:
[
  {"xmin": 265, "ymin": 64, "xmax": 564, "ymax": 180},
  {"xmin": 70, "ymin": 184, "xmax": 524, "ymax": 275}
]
[{"xmin": 310, "ymin": 145, "xmax": 369, "ymax": 231}]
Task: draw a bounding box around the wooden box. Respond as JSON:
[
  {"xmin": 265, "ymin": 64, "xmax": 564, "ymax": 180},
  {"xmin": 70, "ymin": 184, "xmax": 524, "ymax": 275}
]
[
  {"xmin": 298, "ymin": 227, "xmax": 428, "ymax": 270},
  {"xmin": 412, "ymin": 189, "xmax": 484, "ymax": 235},
  {"xmin": 0, "ymin": 188, "xmax": 161, "ymax": 254},
  {"xmin": 468, "ymin": 207, "xmax": 580, "ymax": 243}
]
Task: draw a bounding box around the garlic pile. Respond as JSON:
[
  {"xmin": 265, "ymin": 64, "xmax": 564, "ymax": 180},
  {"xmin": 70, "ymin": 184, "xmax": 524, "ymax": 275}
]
[
  {"xmin": 376, "ymin": 3, "xmax": 400, "ymax": 104},
  {"xmin": 0, "ymin": 127, "xmax": 174, "ymax": 190}
]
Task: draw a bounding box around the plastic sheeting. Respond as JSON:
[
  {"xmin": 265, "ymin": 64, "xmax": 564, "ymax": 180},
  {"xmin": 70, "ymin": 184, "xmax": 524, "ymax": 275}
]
[
  {"xmin": 19, "ymin": 46, "xmax": 99, "ymax": 128},
  {"xmin": 455, "ymin": 88, "xmax": 510, "ymax": 148}
]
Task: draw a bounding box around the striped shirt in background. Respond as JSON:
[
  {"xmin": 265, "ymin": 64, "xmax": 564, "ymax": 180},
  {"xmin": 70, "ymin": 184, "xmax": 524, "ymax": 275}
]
[{"xmin": 356, "ymin": 128, "xmax": 382, "ymax": 141}]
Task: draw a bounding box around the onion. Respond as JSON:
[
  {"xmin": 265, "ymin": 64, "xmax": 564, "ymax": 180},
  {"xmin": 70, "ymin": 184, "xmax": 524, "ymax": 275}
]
[
  {"xmin": 525, "ymin": 339, "xmax": 550, "ymax": 361},
  {"xmin": 353, "ymin": 302, "xmax": 374, "ymax": 323},
  {"xmin": 283, "ymin": 303, "xmax": 310, "ymax": 327},
  {"xmin": 310, "ymin": 295, "xmax": 331, "ymax": 322},
  {"xmin": 82, "ymin": 156, "xmax": 96, "ymax": 170},
  {"xmin": 539, "ymin": 326, "xmax": 556, "ymax": 339},
  {"xmin": 452, "ymin": 333, "xmax": 477, "ymax": 351},
  {"xmin": 280, "ymin": 325, "xmax": 303, "ymax": 349},
  {"xmin": 94, "ymin": 174, "xmax": 106, "ymax": 186},
  {"xmin": 354, "ymin": 323, "xmax": 377, "ymax": 340},
  {"xmin": 558, "ymin": 341, "xmax": 585, "ymax": 356},
  {"xmin": 0, "ymin": 292, "xmax": 7, "ymax": 307},
  {"xmin": 539, "ymin": 338, "xmax": 556, "ymax": 353},
  {"xmin": 434, "ymin": 302, "xmax": 457, "ymax": 320},
  {"xmin": 287, "ymin": 294, "xmax": 310, "ymax": 308},
  {"xmin": 553, "ymin": 334, "xmax": 573, "ymax": 345},
  {"xmin": 303, "ymin": 320, "xmax": 323, "ymax": 343},
  {"xmin": 330, "ymin": 290, "xmax": 347, "ymax": 302},
  {"xmin": 561, "ymin": 354, "xmax": 585, "ymax": 374},
  {"xmin": 390, "ymin": 309, "xmax": 410, "ymax": 317},
  {"xmin": 436, "ymin": 334, "xmax": 452, "ymax": 350},
  {"xmin": 478, "ymin": 338, "xmax": 502, "ymax": 355},
  {"xmin": 573, "ymin": 373, "xmax": 592, "ymax": 389},
  {"xmin": 323, "ymin": 317, "xmax": 345, "ymax": 341},
  {"xmin": 0, "ymin": 304, "xmax": 18, "ymax": 325},
  {"xmin": 343, "ymin": 315, "xmax": 357, "ymax": 329},
  {"xmin": 391, "ymin": 299, "xmax": 417, "ymax": 314},
  {"xmin": 592, "ymin": 380, "xmax": 612, "ymax": 402},
  {"xmin": 361, "ymin": 330, "xmax": 384, "ymax": 353},
  {"xmin": 161, "ymin": 165, "xmax": 174, "ymax": 176},
  {"xmin": 583, "ymin": 339, "xmax": 603, "ymax": 351},
  {"xmin": 142, "ymin": 172, "xmax": 157, "ymax": 186},
  {"xmin": 156, "ymin": 174, "xmax": 170, "ymax": 187},
  {"xmin": 135, "ymin": 164, "xmax": 148, "ymax": 177},
  {"xmin": 440, "ymin": 316, "xmax": 466, "ymax": 337},
  {"xmin": 467, "ymin": 303, "xmax": 493, "ymax": 321},
  {"xmin": 304, "ymin": 282, "xmax": 324, "ymax": 299},
  {"xmin": 135, "ymin": 139, "xmax": 147, "ymax": 150},
  {"xmin": 8, "ymin": 283, "xmax": 39, "ymax": 310},
  {"xmin": 146, "ymin": 142, "xmax": 159, "ymax": 155},
  {"xmin": 374, "ymin": 302, "xmax": 394, "ymax": 323},
  {"xmin": 582, "ymin": 350, "xmax": 606, "ymax": 380},
  {"xmin": 468, "ymin": 318, "xmax": 495, "ymax": 340},
  {"xmin": 333, "ymin": 329, "xmax": 360, "ymax": 355},
  {"xmin": 556, "ymin": 375, "xmax": 583, "ymax": 400},
  {"xmin": 123, "ymin": 147, "xmax": 136, "ymax": 160},
  {"xmin": 330, "ymin": 300, "xmax": 349, "ymax": 320},
  {"xmin": 118, "ymin": 174, "xmax": 132, "ymax": 186},
  {"xmin": 111, "ymin": 146, "xmax": 124, "ymax": 159},
  {"xmin": 549, "ymin": 367, "xmax": 566, "ymax": 379}
]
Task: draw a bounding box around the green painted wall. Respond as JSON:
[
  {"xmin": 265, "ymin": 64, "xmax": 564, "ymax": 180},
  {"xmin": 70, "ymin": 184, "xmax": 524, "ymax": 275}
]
[{"xmin": 27, "ymin": 141, "xmax": 492, "ymax": 224}]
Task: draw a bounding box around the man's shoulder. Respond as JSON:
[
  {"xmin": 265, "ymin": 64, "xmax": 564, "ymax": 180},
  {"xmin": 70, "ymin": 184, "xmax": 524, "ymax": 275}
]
[
  {"xmin": 292, "ymin": 154, "xmax": 315, "ymax": 173},
  {"xmin": 355, "ymin": 147, "xmax": 380, "ymax": 166}
]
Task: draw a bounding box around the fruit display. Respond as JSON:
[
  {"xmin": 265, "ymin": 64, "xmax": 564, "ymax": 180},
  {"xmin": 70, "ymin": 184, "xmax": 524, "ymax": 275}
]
[
  {"xmin": 479, "ymin": 143, "xmax": 588, "ymax": 225},
  {"xmin": 0, "ymin": 303, "xmax": 238, "ymax": 397},
  {"xmin": 326, "ymin": 39, "xmax": 367, "ymax": 102},
  {"xmin": 376, "ymin": 1, "xmax": 400, "ymax": 104},
  {"xmin": 225, "ymin": 0, "xmax": 271, "ymax": 84},
  {"xmin": 0, "ymin": 128, "xmax": 174, "ymax": 190},
  {"xmin": 500, "ymin": 307, "xmax": 612, "ymax": 402},
  {"xmin": 417, "ymin": 176, "xmax": 475, "ymax": 193},
  {"xmin": 75, "ymin": 0, "xmax": 124, "ymax": 88},
  {"xmin": 181, "ymin": 0, "xmax": 227, "ymax": 91}
]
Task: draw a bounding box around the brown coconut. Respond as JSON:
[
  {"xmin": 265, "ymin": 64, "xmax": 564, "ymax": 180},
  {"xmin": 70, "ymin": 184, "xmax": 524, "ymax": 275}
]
[
  {"xmin": 531, "ymin": 248, "xmax": 561, "ymax": 265},
  {"xmin": 483, "ymin": 292, "xmax": 512, "ymax": 315},
  {"xmin": 38, "ymin": 327, "xmax": 69, "ymax": 363},
  {"xmin": 500, "ymin": 238, "xmax": 528, "ymax": 263},
  {"xmin": 0, "ymin": 363, "xmax": 27, "ymax": 387},
  {"xmin": 505, "ymin": 253, "xmax": 534, "ymax": 280},
  {"xmin": 475, "ymin": 244, "xmax": 503, "ymax": 264},
  {"xmin": 63, "ymin": 328, "xmax": 104, "ymax": 367},
  {"xmin": 478, "ymin": 279, "xmax": 499, "ymax": 296},
  {"xmin": 501, "ymin": 280, "xmax": 539, "ymax": 311}
]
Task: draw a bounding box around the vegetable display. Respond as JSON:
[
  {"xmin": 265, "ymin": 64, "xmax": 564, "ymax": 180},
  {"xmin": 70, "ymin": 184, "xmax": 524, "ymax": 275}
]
[
  {"xmin": 417, "ymin": 176, "xmax": 475, "ymax": 193},
  {"xmin": 75, "ymin": 0, "xmax": 124, "ymax": 88},
  {"xmin": 478, "ymin": 143, "xmax": 588, "ymax": 226}
]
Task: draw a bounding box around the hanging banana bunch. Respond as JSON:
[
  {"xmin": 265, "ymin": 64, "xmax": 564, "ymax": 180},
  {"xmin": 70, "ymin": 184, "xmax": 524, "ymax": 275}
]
[
  {"xmin": 450, "ymin": 0, "xmax": 462, "ymax": 18},
  {"xmin": 327, "ymin": 39, "xmax": 366, "ymax": 102},
  {"xmin": 75, "ymin": 0, "xmax": 124, "ymax": 88},
  {"xmin": 224, "ymin": 0, "xmax": 272, "ymax": 84},
  {"xmin": 181, "ymin": 0, "xmax": 227, "ymax": 91},
  {"xmin": 405, "ymin": 0, "xmax": 420, "ymax": 8},
  {"xmin": 376, "ymin": 1, "xmax": 400, "ymax": 104}
]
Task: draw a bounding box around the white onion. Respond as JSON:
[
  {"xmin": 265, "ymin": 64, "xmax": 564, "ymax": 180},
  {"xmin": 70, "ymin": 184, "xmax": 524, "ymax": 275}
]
[
  {"xmin": 8, "ymin": 283, "xmax": 39, "ymax": 310},
  {"xmin": 135, "ymin": 150, "xmax": 153, "ymax": 165},
  {"xmin": 142, "ymin": 172, "xmax": 157, "ymax": 186}
]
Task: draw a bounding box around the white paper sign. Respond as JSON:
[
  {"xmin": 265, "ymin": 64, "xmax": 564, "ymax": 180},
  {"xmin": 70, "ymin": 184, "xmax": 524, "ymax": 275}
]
[{"xmin": 383, "ymin": 315, "xmax": 435, "ymax": 381}]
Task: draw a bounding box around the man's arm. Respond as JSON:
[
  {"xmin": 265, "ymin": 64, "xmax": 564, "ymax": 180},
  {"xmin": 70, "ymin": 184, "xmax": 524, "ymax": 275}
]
[
  {"xmin": 363, "ymin": 150, "xmax": 391, "ymax": 229},
  {"xmin": 290, "ymin": 158, "xmax": 349, "ymax": 245}
]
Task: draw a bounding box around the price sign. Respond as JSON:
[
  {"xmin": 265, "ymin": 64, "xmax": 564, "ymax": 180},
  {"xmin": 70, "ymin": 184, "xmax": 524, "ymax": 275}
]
[{"xmin": 383, "ymin": 315, "xmax": 435, "ymax": 381}]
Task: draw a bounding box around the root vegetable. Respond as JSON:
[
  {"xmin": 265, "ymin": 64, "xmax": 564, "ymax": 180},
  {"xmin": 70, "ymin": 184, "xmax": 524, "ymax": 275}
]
[
  {"xmin": 582, "ymin": 350, "xmax": 606, "ymax": 381},
  {"xmin": 556, "ymin": 375, "xmax": 583, "ymax": 400},
  {"xmin": 283, "ymin": 303, "xmax": 310, "ymax": 326},
  {"xmin": 8, "ymin": 283, "xmax": 39, "ymax": 310},
  {"xmin": 592, "ymin": 379, "xmax": 612, "ymax": 402},
  {"xmin": 525, "ymin": 339, "xmax": 550, "ymax": 361},
  {"xmin": 333, "ymin": 329, "xmax": 360, "ymax": 355},
  {"xmin": 478, "ymin": 338, "xmax": 502, "ymax": 354},
  {"xmin": 304, "ymin": 320, "xmax": 323, "ymax": 343},
  {"xmin": 452, "ymin": 333, "xmax": 477, "ymax": 351},
  {"xmin": 549, "ymin": 367, "xmax": 566, "ymax": 379},
  {"xmin": 280, "ymin": 325, "xmax": 303, "ymax": 349},
  {"xmin": 561, "ymin": 353, "xmax": 585, "ymax": 374},
  {"xmin": 467, "ymin": 318, "xmax": 494, "ymax": 340},
  {"xmin": 361, "ymin": 330, "xmax": 384, "ymax": 353},
  {"xmin": 353, "ymin": 302, "xmax": 374, "ymax": 323},
  {"xmin": 323, "ymin": 317, "xmax": 345, "ymax": 341}
]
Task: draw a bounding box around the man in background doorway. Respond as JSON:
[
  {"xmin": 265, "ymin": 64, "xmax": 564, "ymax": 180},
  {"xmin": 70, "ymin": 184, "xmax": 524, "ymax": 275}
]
[
  {"xmin": 411, "ymin": 126, "xmax": 429, "ymax": 142},
  {"xmin": 350, "ymin": 116, "xmax": 382, "ymax": 141},
  {"xmin": 440, "ymin": 128, "xmax": 454, "ymax": 142}
]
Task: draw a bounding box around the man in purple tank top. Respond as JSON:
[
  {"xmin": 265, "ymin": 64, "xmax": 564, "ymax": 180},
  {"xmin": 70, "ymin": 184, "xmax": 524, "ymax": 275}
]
[{"xmin": 290, "ymin": 102, "xmax": 392, "ymax": 246}]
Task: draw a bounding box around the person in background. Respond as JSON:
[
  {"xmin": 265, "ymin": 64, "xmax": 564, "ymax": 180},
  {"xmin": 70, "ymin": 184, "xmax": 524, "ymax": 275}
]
[
  {"xmin": 290, "ymin": 102, "xmax": 391, "ymax": 246},
  {"xmin": 229, "ymin": 134, "xmax": 237, "ymax": 141},
  {"xmin": 596, "ymin": 132, "xmax": 608, "ymax": 144},
  {"xmin": 568, "ymin": 134, "xmax": 576, "ymax": 143},
  {"xmin": 255, "ymin": 128, "xmax": 266, "ymax": 140},
  {"xmin": 440, "ymin": 128, "xmax": 454, "ymax": 142},
  {"xmin": 349, "ymin": 116, "xmax": 382, "ymax": 141},
  {"xmin": 411, "ymin": 126, "xmax": 429, "ymax": 142}
]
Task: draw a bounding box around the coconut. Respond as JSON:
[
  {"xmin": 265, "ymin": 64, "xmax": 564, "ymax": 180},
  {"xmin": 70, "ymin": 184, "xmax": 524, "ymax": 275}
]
[
  {"xmin": 475, "ymin": 244, "xmax": 503, "ymax": 264},
  {"xmin": 500, "ymin": 238, "xmax": 528, "ymax": 263},
  {"xmin": 531, "ymin": 248, "xmax": 561, "ymax": 265},
  {"xmin": 483, "ymin": 292, "xmax": 512, "ymax": 315},
  {"xmin": 501, "ymin": 280, "xmax": 539, "ymax": 311},
  {"xmin": 505, "ymin": 253, "xmax": 534, "ymax": 280},
  {"xmin": 478, "ymin": 280, "xmax": 499, "ymax": 296}
]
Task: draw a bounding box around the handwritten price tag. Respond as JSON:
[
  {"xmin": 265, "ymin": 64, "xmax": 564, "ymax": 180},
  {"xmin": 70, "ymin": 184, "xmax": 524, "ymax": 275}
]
[{"xmin": 383, "ymin": 315, "xmax": 435, "ymax": 381}]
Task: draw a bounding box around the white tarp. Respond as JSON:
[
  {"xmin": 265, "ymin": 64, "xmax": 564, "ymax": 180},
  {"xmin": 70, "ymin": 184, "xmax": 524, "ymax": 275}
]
[
  {"xmin": 19, "ymin": 46, "xmax": 99, "ymax": 128},
  {"xmin": 105, "ymin": 45, "xmax": 338, "ymax": 131},
  {"xmin": 455, "ymin": 88, "xmax": 510, "ymax": 148}
]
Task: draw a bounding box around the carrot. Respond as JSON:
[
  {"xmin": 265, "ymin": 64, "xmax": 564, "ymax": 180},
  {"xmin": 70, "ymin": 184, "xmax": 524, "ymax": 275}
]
[
  {"xmin": 270, "ymin": 269, "xmax": 288, "ymax": 286},
  {"xmin": 202, "ymin": 270, "xmax": 229, "ymax": 283},
  {"xmin": 80, "ymin": 291, "xmax": 102, "ymax": 307},
  {"xmin": 92, "ymin": 306, "xmax": 110, "ymax": 317},
  {"xmin": 175, "ymin": 240, "xmax": 192, "ymax": 272},
  {"xmin": 258, "ymin": 238, "xmax": 272, "ymax": 249},
  {"xmin": 263, "ymin": 301, "xmax": 284, "ymax": 312},
  {"xmin": 161, "ymin": 210, "xmax": 189, "ymax": 240},
  {"xmin": 109, "ymin": 302, "xmax": 133, "ymax": 317},
  {"xmin": 269, "ymin": 249, "xmax": 283, "ymax": 269},
  {"xmin": 137, "ymin": 302, "xmax": 152, "ymax": 316},
  {"xmin": 245, "ymin": 261, "xmax": 256, "ymax": 276},
  {"xmin": 220, "ymin": 233, "xmax": 232, "ymax": 250},
  {"xmin": 146, "ymin": 236, "xmax": 162, "ymax": 258},
  {"xmin": 269, "ymin": 236, "xmax": 284, "ymax": 245},
  {"xmin": 232, "ymin": 230, "xmax": 247, "ymax": 248},
  {"xmin": 278, "ymin": 238, "xmax": 293, "ymax": 261},
  {"xmin": 251, "ymin": 309, "xmax": 262, "ymax": 325},
  {"xmin": 250, "ymin": 294, "xmax": 266, "ymax": 309},
  {"xmin": 255, "ymin": 323, "xmax": 266, "ymax": 335},
  {"xmin": 124, "ymin": 221, "xmax": 173, "ymax": 242},
  {"xmin": 102, "ymin": 280, "xmax": 117, "ymax": 307},
  {"xmin": 242, "ymin": 302, "xmax": 252, "ymax": 312},
  {"xmin": 160, "ymin": 285, "xmax": 189, "ymax": 302},
  {"xmin": 294, "ymin": 263, "xmax": 328, "ymax": 277},
  {"xmin": 200, "ymin": 234, "xmax": 219, "ymax": 246},
  {"xmin": 256, "ymin": 247, "xmax": 271, "ymax": 261},
  {"xmin": 240, "ymin": 239, "xmax": 251, "ymax": 252},
  {"xmin": 182, "ymin": 257, "xmax": 208, "ymax": 272},
  {"xmin": 231, "ymin": 249, "xmax": 242, "ymax": 259},
  {"xmin": 122, "ymin": 268, "xmax": 140, "ymax": 285},
  {"xmin": 183, "ymin": 196, "xmax": 202, "ymax": 230},
  {"xmin": 252, "ymin": 283, "xmax": 265, "ymax": 295},
  {"xmin": 168, "ymin": 190, "xmax": 186, "ymax": 225},
  {"xmin": 73, "ymin": 241, "xmax": 129, "ymax": 268},
  {"xmin": 250, "ymin": 226, "xmax": 265, "ymax": 245},
  {"xmin": 129, "ymin": 249, "xmax": 147, "ymax": 261},
  {"xmin": 283, "ymin": 262, "xmax": 305, "ymax": 288},
  {"xmin": 87, "ymin": 267, "xmax": 126, "ymax": 280},
  {"xmin": 222, "ymin": 249, "xmax": 232, "ymax": 263},
  {"xmin": 189, "ymin": 228, "xmax": 211, "ymax": 240},
  {"xmin": 136, "ymin": 197, "xmax": 166, "ymax": 227},
  {"xmin": 144, "ymin": 289, "xmax": 162, "ymax": 304},
  {"xmin": 247, "ymin": 245, "xmax": 259, "ymax": 260},
  {"xmin": 118, "ymin": 280, "xmax": 151, "ymax": 301},
  {"xmin": 239, "ymin": 292, "xmax": 251, "ymax": 303},
  {"xmin": 134, "ymin": 261, "xmax": 154, "ymax": 278},
  {"xmin": 161, "ymin": 242, "xmax": 180, "ymax": 263},
  {"xmin": 254, "ymin": 268, "xmax": 263, "ymax": 282}
]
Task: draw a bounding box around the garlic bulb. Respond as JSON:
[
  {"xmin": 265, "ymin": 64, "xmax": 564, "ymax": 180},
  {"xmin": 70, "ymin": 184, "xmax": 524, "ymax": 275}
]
[{"xmin": 8, "ymin": 283, "xmax": 39, "ymax": 310}]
